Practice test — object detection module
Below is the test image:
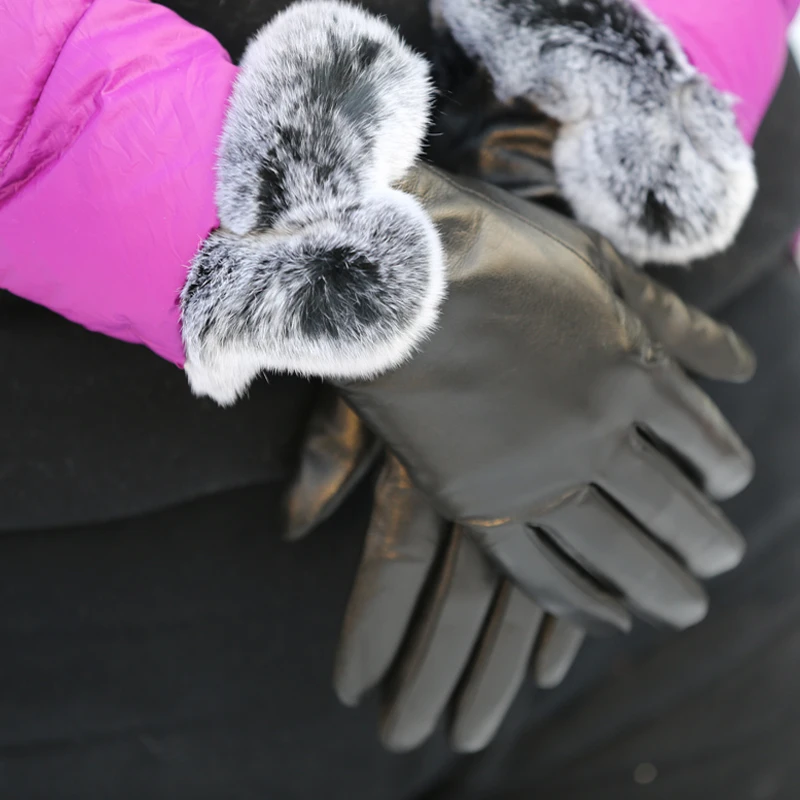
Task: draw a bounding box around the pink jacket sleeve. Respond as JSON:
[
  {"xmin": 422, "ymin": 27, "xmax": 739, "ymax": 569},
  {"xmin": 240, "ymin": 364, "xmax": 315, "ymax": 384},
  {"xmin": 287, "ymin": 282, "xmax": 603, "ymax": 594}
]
[
  {"xmin": 642, "ymin": 0, "xmax": 796, "ymax": 144},
  {"xmin": 0, "ymin": 0, "xmax": 238, "ymax": 366}
]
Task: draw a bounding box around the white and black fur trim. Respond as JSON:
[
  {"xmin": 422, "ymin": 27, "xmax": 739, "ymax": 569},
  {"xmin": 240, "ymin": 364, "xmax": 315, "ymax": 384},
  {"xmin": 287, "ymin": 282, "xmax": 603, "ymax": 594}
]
[
  {"xmin": 181, "ymin": 1, "xmax": 443, "ymax": 405},
  {"xmin": 432, "ymin": 0, "xmax": 757, "ymax": 265}
]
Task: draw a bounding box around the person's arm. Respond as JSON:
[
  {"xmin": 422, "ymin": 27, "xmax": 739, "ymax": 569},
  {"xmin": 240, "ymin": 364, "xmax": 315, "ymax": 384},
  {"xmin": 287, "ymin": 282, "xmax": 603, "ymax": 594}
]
[
  {"xmin": 0, "ymin": 0, "xmax": 440, "ymax": 389},
  {"xmin": 0, "ymin": 0, "xmax": 236, "ymax": 364},
  {"xmin": 432, "ymin": 0, "xmax": 795, "ymax": 265}
]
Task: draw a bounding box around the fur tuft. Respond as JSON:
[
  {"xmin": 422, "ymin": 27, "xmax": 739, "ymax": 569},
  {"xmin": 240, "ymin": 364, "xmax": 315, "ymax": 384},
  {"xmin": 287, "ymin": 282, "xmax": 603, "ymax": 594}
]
[
  {"xmin": 433, "ymin": 0, "xmax": 757, "ymax": 265},
  {"xmin": 181, "ymin": 1, "xmax": 443, "ymax": 404},
  {"xmin": 183, "ymin": 190, "xmax": 444, "ymax": 405}
]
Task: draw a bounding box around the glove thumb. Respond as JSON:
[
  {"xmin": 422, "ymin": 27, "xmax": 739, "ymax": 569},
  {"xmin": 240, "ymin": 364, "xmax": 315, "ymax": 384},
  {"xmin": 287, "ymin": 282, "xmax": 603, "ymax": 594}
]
[{"xmin": 284, "ymin": 386, "xmax": 381, "ymax": 541}]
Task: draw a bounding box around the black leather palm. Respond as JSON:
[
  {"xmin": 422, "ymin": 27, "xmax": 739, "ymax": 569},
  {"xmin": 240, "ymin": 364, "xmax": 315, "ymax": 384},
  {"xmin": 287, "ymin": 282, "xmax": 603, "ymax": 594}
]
[{"xmin": 341, "ymin": 164, "xmax": 754, "ymax": 632}]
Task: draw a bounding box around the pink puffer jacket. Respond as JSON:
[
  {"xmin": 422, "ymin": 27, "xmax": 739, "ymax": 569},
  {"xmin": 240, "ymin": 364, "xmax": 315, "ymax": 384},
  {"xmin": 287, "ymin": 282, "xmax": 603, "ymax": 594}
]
[
  {"xmin": 0, "ymin": 0, "xmax": 797, "ymax": 380},
  {"xmin": 642, "ymin": 0, "xmax": 799, "ymax": 144},
  {"xmin": 0, "ymin": 0, "xmax": 236, "ymax": 366}
]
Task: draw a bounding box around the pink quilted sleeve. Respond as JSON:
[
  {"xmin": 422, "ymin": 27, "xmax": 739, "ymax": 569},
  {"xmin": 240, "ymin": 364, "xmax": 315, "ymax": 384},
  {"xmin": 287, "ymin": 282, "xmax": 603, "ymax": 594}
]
[
  {"xmin": 0, "ymin": 0, "xmax": 237, "ymax": 365},
  {"xmin": 641, "ymin": 0, "xmax": 793, "ymax": 143}
]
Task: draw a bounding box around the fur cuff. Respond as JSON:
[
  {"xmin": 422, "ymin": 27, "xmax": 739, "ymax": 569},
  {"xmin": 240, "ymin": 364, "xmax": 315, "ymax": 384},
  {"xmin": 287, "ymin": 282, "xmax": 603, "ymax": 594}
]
[
  {"xmin": 433, "ymin": 0, "xmax": 757, "ymax": 265},
  {"xmin": 181, "ymin": 1, "xmax": 443, "ymax": 405}
]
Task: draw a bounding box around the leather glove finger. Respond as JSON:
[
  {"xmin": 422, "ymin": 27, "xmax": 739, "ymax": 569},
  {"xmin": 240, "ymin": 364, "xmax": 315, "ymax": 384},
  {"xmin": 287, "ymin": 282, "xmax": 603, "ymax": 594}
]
[
  {"xmin": 643, "ymin": 359, "xmax": 755, "ymax": 500},
  {"xmin": 533, "ymin": 617, "xmax": 585, "ymax": 689},
  {"xmin": 284, "ymin": 386, "xmax": 381, "ymax": 541},
  {"xmin": 449, "ymin": 593, "xmax": 586, "ymax": 752},
  {"xmin": 604, "ymin": 244, "xmax": 756, "ymax": 383},
  {"xmin": 469, "ymin": 521, "xmax": 632, "ymax": 633},
  {"xmin": 536, "ymin": 486, "xmax": 709, "ymax": 628},
  {"xmin": 602, "ymin": 429, "xmax": 745, "ymax": 578},
  {"xmin": 379, "ymin": 525, "xmax": 496, "ymax": 753},
  {"xmin": 334, "ymin": 456, "xmax": 443, "ymax": 707},
  {"xmin": 448, "ymin": 582, "xmax": 543, "ymax": 753}
]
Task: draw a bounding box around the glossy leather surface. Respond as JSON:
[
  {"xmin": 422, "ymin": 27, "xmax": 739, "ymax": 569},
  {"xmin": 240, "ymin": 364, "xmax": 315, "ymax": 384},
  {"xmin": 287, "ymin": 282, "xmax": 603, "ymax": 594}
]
[
  {"xmin": 332, "ymin": 452, "xmax": 584, "ymax": 753},
  {"xmin": 342, "ymin": 164, "xmax": 755, "ymax": 632}
]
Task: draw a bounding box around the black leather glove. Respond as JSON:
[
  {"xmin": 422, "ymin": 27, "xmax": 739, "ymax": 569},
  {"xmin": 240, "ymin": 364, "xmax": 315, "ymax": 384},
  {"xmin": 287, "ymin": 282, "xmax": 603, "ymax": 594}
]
[
  {"xmin": 282, "ymin": 163, "xmax": 755, "ymax": 746},
  {"xmin": 340, "ymin": 163, "xmax": 754, "ymax": 634},
  {"xmin": 337, "ymin": 452, "xmax": 585, "ymax": 753},
  {"xmin": 286, "ymin": 390, "xmax": 583, "ymax": 752}
]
